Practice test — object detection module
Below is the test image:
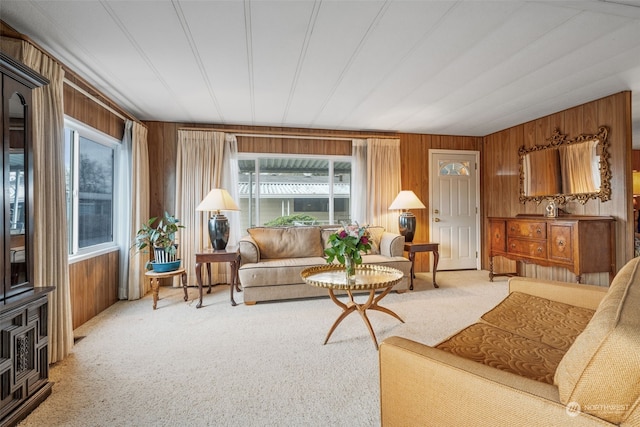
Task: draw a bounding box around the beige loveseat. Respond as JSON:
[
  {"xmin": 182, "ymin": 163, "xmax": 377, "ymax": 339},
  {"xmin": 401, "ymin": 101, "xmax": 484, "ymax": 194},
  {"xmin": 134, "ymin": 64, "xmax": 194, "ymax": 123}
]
[
  {"xmin": 379, "ymin": 257, "xmax": 640, "ymax": 426},
  {"xmin": 238, "ymin": 225, "xmax": 411, "ymax": 304}
]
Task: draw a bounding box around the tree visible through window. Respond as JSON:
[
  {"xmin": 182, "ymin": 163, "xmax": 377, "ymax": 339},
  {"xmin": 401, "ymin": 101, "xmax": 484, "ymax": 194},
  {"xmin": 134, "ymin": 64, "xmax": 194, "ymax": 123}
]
[
  {"xmin": 237, "ymin": 155, "xmax": 352, "ymax": 229},
  {"xmin": 64, "ymin": 120, "xmax": 117, "ymax": 255}
]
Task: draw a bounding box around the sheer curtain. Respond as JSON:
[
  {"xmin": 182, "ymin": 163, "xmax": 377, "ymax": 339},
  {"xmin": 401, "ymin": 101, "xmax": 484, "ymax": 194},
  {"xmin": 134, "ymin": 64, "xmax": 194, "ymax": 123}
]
[
  {"xmin": 126, "ymin": 122, "xmax": 150, "ymax": 300},
  {"xmin": 366, "ymin": 138, "xmax": 402, "ymax": 232},
  {"xmin": 117, "ymin": 121, "xmax": 133, "ymax": 299},
  {"xmin": 351, "ymin": 139, "xmax": 367, "ymax": 224},
  {"xmin": 176, "ymin": 130, "xmax": 237, "ymax": 286},
  {"xmin": 19, "ymin": 41, "xmax": 74, "ymax": 363}
]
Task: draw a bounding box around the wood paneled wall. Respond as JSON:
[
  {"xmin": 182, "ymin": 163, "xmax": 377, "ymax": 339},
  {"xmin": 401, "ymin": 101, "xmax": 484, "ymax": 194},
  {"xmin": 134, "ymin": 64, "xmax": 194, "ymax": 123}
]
[
  {"xmin": 68, "ymin": 250, "xmax": 119, "ymax": 329},
  {"xmin": 144, "ymin": 121, "xmax": 481, "ymax": 274},
  {"xmin": 63, "ymin": 76, "xmax": 125, "ymax": 141},
  {"xmin": 64, "ymin": 80, "xmax": 127, "ymax": 327},
  {"xmin": 483, "ymin": 91, "xmax": 633, "ymax": 285}
]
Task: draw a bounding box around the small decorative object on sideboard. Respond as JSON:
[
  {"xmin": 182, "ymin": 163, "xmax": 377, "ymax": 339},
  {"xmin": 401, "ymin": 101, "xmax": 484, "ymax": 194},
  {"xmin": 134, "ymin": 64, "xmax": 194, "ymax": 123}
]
[
  {"xmin": 324, "ymin": 223, "xmax": 372, "ymax": 283},
  {"xmin": 545, "ymin": 200, "xmax": 558, "ymax": 218},
  {"xmin": 133, "ymin": 212, "xmax": 185, "ymax": 272}
]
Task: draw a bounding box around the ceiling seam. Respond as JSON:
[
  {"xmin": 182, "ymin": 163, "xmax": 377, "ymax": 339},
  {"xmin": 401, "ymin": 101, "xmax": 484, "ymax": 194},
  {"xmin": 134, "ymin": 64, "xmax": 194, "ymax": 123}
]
[
  {"xmin": 171, "ymin": 0, "xmax": 225, "ymax": 123},
  {"xmin": 309, "ymin": 0, "xmax": 392, "ymax": 128},
  {"xmin": 100, "ymin": 0, "xmax": 190, "ymax": 119},
  {"xmin": 394, "ymin": 8, "xmax": 617, "ymax": 131},
  {"xmin": 281, "ymin": 0, "xmax": 322, "ymax": 125},
  {"xmin": 333, "ymin": 1, "xmax": 460, "ymax": 130},
  {"xmin": 244, "ymin": 0, "xmax": 256, "ymax": 124}
]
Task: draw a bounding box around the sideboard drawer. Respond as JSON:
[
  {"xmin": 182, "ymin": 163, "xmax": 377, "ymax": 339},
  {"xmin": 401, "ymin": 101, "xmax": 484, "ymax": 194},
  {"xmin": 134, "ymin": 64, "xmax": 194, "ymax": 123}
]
[
  {"xmin": 507, "ymin": 238, "xmax": 547, "ymax": 259},
  {"xmin": 507, "ymin": 220, "xmax": 547, "ymax": 239}
]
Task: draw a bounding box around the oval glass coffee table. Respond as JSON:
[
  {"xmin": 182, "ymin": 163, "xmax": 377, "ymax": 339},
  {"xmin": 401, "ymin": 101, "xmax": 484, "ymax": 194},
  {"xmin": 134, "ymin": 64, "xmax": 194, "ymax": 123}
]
[{"xmin": 301, "ymin": 264, "xmax": 405, "ymax": 349}]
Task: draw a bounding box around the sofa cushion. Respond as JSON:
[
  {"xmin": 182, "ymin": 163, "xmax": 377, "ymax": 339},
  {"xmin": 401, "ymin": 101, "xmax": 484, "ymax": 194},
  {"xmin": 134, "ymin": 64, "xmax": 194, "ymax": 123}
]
[
  {"xmin": 435, "ymin": 323, "xmax": 565, "ymax": 384},
  {"xmin": 247, "ymin": 226, "xmax": 323, "ymax": 259},
  {"xmin": 554, "ymin": 257, "xmax": 640, "ymax": 424},
  {"xmin": 480, "ymin": 292, "xmax": 594, "ymax": 352}
]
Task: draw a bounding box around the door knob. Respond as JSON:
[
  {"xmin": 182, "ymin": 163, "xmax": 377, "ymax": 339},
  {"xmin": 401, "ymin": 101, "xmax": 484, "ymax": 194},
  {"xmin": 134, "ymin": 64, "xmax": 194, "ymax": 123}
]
[
  {"xmin": 434, "ymin": 218, "xmax": 441, "ymax": 222},
  {"xmin": 434, "ymin": 209, "xmax": 439, "ymax": 214}
]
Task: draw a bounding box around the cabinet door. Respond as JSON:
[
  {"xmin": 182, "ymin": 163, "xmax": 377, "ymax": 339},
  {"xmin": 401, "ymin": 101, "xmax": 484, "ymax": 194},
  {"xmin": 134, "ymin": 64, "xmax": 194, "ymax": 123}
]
[
  {"xmin": 549, "ymin": 224, "xmax": 574, "ymax": 263},
  {"xmin": 489, "ymin": 220, "xmax": 507, "ymax": 254},
  {"xmin": 3, "ymin": 74, "xmax": 34, "ymax": 300}
]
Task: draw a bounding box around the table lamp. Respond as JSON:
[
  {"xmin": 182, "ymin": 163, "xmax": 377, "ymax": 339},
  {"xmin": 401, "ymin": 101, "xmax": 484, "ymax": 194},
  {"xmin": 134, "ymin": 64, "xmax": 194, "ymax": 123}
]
[
  {"xmin": 389, "ymin": 190, "xmax": 426, "ymax": 243},
  {"xmin": 196, "ymin": 188, "xmax": 240, "ymax": 250}
]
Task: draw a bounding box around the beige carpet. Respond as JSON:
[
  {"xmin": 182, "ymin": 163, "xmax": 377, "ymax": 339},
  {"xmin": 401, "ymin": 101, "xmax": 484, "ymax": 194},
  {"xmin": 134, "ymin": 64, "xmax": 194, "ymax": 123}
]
[{"xmin": 19, "ymin": 270, "xmax": 508, "ymax": 427}]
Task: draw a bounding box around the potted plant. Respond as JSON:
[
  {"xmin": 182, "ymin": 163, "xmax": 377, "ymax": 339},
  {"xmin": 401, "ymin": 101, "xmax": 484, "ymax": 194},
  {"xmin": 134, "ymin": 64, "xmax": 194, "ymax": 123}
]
[{"xmin": 132, "ymin": 212, "xmax": 184, "ymax": 272}]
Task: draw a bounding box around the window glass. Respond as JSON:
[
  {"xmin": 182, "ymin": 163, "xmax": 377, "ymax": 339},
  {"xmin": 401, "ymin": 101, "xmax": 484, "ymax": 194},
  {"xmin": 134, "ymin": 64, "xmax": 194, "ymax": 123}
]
[
  {"xmin": 64, "ymin": 119, "xmax": 118, "ymax": 256},
  {"xmin": 438, "ymin": 160, "xmax": 470, "ymax": 176},
  {"xmin": 238, "ymin": 155, "xmax": 351, "ymax": 227}
]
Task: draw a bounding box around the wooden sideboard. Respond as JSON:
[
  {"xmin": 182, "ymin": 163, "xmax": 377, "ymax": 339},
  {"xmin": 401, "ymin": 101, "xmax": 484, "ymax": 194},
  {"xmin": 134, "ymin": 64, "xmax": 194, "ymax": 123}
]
[{"xmin": 488, "ymin": 215, "xmax": 615, "ymax": 284}]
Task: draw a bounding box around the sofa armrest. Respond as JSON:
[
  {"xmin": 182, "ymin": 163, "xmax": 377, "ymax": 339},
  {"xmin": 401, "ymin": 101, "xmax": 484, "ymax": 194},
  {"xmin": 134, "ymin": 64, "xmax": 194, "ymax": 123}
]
[
  {"xmin": 379, "ymin": 336, "xmax": 611, "ymax": 426},
  {"xmin": 239, "ymin": 235, "xmax": 260, "ymax": 264},
  {"xmin": 508, "ymin": 277, "xmax": 607, "ymax": 310},
  {"xmin": 379, "ymin": 232, "xmax": 405, "ymax": 257}
]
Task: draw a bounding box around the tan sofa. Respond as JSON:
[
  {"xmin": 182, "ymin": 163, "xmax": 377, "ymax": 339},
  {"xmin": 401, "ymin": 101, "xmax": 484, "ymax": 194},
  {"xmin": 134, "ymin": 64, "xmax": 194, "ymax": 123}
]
[
  {"xmin": 238, "ymin": 225, "xmax": 411, "ymax": 304},
  {"xmin": 379, "ymin": 257, "xmax": 640, "ymax": 426}
]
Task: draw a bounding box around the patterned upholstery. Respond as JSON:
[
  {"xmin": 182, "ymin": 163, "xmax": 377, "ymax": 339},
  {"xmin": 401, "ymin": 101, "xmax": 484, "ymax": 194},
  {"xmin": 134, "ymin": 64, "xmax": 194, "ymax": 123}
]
[{"xmin": 435, "ymin": 291, "xmax": 595, "ymax": 384}]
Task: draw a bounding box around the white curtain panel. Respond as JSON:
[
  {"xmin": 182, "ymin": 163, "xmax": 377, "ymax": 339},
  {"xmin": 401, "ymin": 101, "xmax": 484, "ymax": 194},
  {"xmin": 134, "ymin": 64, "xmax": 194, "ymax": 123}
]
[
  {"xmin": 127, "ymin": 122, "xmax": 150, "ymax": 300},
  {"xmin": 176, "ymin": 130, "xmax": 230, "ymax": 286},
  {"xmin": 366, "ymin": 138, "xmax": 402, "ymax": 233},
  {"xmin": 222, "ymin": 134, "xmax": 241, "ymax": 246},
  {"xmin": 19, "ymin": 41, "xmax": 74, "ymax": 363},
  {"xmin": 351, "ymin": 139, "xmax": 367, "ymax": 224}
]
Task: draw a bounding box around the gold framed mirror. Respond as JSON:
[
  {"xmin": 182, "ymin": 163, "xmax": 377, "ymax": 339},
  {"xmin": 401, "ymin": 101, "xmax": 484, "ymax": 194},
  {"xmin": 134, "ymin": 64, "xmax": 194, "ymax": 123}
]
[{"xmin": 519, "ymin": 126, "xmax": 610, "ymax": 205}]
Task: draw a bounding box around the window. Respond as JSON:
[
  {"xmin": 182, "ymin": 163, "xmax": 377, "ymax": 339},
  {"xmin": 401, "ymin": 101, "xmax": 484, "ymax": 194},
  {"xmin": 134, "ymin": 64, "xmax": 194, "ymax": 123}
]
[
  {"xmin": 64, "ymin": 118, "xmax": 119, "ymax": 256},
  {"xmin": 238, "ymin": 154, "xmax": 352, "ymax": 229}
]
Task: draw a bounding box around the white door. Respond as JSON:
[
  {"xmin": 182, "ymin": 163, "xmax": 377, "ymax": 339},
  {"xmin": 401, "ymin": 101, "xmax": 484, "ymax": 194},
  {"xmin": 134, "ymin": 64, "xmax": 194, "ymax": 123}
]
[{"xmin": 429, "ymin": 150, "xmax": 480, "ymax": 270}]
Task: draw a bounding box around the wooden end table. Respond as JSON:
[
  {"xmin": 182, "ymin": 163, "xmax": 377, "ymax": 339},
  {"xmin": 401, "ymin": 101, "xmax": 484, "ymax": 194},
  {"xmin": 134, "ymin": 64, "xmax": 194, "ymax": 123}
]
[
  {"xmin": 195, "ymin": 247, "xmax": 241, "ymax": 308},
  {"xmin": 144, "ymin": 267, "xmax": 188, "ymax": 310},
  {"xmin": 301, "ymin": 264, "xmax": 405, "ymax": 350},
  {"xmin": 404, "ymin": 242, "xmax": 440, "ymax": 290}
]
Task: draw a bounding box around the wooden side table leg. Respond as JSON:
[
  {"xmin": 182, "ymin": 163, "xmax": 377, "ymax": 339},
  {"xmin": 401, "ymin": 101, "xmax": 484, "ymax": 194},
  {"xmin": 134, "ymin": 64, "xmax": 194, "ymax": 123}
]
[
  {"xmin": 229, "ymin": 260, "xmax": 238, "ymax": 306},
  {"xmin": 196, "ymin": 262, "xmax": 204, "ymax": 309},
  {"xmin": 151, "ymin": 278, "xmax": 160, "ymax": 310},
  {"xmin": 408, "ymin": 251, "xmax": 416, "ymax": 290},
  {"xmin": 206, "ymin": 263, "xmax": 212, "ymax": 294},
  {"xmin": 432, "ymin": 249, "xmax": 439, "ymax": 288},
  {"xmin": 181, "ymin": 272, "xmax": 188, "ymax": 301}
]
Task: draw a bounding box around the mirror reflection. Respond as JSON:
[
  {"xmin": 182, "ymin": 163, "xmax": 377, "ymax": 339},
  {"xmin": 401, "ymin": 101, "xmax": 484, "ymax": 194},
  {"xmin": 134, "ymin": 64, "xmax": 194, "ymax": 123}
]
[
  {"xmin": 519, "ymin": 126, "xmax": 610, "ymax": 205},
  {"xmin": 8, "ymin": 92, "xmax": 27, "ymax": 286}
]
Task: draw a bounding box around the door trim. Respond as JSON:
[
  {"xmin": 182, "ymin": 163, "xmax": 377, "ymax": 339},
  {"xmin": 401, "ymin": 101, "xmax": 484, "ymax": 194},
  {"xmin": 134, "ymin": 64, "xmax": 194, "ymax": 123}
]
[{"xmin": 428, "ymin": 149, "xmax": 481, "ymax": 270}]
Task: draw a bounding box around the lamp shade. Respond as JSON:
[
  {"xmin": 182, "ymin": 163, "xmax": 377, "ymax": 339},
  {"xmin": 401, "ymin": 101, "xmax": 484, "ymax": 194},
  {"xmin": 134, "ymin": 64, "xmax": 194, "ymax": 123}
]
[
  {"xmin": 389, "ymin": 190, "xmax": 426, "ymax": 210},
  {"xmin": 196, "ymin": 188, "xmax": 240, "ymax": 213},
  {"xmin": 196, "ymin": 189, "xmax": 239, "ymax": 250},
  {"xmin": 633, "ymin": 171, "xmax": 640, "ymax": 196}
]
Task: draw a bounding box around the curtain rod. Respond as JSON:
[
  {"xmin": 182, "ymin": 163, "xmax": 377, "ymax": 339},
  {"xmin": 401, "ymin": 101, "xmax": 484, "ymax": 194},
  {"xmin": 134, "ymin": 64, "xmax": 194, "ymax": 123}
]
[
  {"xmin": 177, "ymin": 126, "xmax": 399, "ymax": 141},
  {"xmin": 64, "ymin": 79, "xmax": 129, "ymax": 122}
]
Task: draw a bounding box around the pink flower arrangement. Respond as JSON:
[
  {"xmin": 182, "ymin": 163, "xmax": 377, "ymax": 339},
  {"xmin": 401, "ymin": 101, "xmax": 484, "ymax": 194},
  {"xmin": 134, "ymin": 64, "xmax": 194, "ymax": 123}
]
[{"xmin": 324, "ymin": 223, "xmax": 372, "ymax": 266}]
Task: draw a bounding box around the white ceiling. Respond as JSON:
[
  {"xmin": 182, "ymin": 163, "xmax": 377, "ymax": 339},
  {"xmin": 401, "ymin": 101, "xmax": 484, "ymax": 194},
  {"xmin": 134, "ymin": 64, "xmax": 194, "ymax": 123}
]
[{"xmin": 1, "ymin": 0, "xmax": 640, "ymax": 144}]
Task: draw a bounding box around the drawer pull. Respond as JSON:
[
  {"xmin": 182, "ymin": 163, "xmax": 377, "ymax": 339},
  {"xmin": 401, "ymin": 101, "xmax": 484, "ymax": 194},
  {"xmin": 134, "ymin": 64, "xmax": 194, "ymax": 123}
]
[
  {"xmin": 537, "ymin": 247, "xmax": 543, "ymax": 253},
  {"xmin": 558, "ymin": 240, "xmax": 565, "ymax": 247},
  {"xmin": 535, "ymin": 227, "xmax": 542, "ymax": 235}
]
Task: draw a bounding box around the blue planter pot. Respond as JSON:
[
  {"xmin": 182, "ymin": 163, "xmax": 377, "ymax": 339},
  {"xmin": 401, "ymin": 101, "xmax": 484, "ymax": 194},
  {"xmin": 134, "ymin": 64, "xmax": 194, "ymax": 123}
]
[{"xmin": 150, "ymin": 260, "xmax": 181, "ymax": 273}]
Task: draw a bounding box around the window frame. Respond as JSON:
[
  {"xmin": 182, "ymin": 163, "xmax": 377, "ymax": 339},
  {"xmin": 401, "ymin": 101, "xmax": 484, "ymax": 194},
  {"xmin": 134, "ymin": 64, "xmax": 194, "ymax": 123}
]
[
  {"xmin": 64, "ymin": 117, "xmax": 120, "ymax": 262},
  {"xmin": 237, "ymin": 153, "xmax": 353, "ymax": 227}
]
